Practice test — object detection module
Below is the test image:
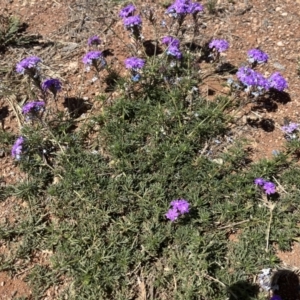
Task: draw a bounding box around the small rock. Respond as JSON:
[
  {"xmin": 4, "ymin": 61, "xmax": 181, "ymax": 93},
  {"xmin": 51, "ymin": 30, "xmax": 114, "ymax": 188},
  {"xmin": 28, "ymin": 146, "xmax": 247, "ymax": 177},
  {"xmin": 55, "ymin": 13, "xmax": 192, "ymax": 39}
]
[
  {"xmin": 281, "ymin": 12, "xmax": 288, "ymax": 16},
  {"xmin": 277, "ymin": 41, "xmax": 284, "ymax": 47},
  {"xmin": 273, "ymin": 62, "xmax": 285, "ymax": 70},
  {"xmin": 275, "ymin": 7, "xmax": 281, "ymax": 11},
  {"xmin": 61, "ymin": 43, "xmax": 78, "ymax": 52}
]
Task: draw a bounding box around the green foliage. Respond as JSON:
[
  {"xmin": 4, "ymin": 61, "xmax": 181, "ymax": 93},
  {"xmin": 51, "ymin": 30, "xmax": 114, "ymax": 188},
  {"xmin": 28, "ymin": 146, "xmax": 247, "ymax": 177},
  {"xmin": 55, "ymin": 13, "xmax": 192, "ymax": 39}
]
[
  {"xmin": 206, "ymin": 0, "xmax": 218, "ymax": 14},
  {"xmin": 1, "ymin": 9, "xmax": 300, "ymax": 300}
]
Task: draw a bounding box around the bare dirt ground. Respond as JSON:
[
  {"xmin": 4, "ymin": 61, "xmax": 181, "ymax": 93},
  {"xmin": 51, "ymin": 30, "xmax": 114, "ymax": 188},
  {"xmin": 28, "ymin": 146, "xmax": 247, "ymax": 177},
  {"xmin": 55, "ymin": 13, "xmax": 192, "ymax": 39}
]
[{"xmin": 1, "ymin": 0, "xmax": 300, "ymax": 298}]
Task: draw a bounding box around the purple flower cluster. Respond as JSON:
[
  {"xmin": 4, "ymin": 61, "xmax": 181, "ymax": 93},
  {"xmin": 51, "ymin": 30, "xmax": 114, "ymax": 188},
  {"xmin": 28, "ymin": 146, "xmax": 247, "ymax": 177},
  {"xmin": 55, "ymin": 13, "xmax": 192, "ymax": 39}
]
[
  {"xmin": 82, "ymin": 51, "xmax": 104, "ymax": 65},
  {"xmin": 281, "ymin": 122, "xmax": 299, "ymax": 134},
  {"xmin": 87, "ymin": 36, "xmax": 101, "ymax": 46},
  {"xmin": 125, "ymin": 57, "xmax": 145, "ymax": 82},
  {"xmin": 22, "ymin": 101, "xmax": 45, "ymax": 116},
  {"xmin": 166, "ymin": 0, "xmax": 203, "ymax": 17},
  {"xmin": 237, "ymin": 66, "xmax": 270, "ymax": 91},
  {"xmin": 254, "ymin": 178, "xmax": 276, "ymax": 195},
  {"xmin": 162, "ymin": 36, "xmax": 180, "ymax": 48},
  {"xmin": 165, "ymin": 199, "xmax": 190, "ymax": 221},
  {"xmin": 231, "ymin": 49, "xmax": 287, "ymax": 96},
  {"xmin": 268, "ymin": 72, "xmax": 288, "ymax": 91},
  {"xmin": 162, "ymin": 36, "xmax": 182, "ymax": 60},
  {"xmin": 16, "ymin": 56, "xmax": 41, "ymax": 74},
  {"xmin": 237, "ymin": 67, "xmax": 288, "ymax": 93},
  {"xmin": 188, "ymin": 2, "xmax": 203, "ymax": 14},
  {"xmin": 125, "ymin": 57, "xmax": 145, "ymax": 70},
  {"xmin": 119, "ymin": 4, "xmax": 142, "ymax": 39},
  {"xmin": 11, "ymin": 137, "xmax": 25, "ymax": 160},
  {"xmin": 82, "ymin": 50, "xmax": 106, "ymax": 72},
  {"xmin": 247, "ymin": 49, "xmax": 268, "ymax": 64},
  {"xmin": 123, "ymin": 15, "xmax": 142, "ymax": 29},
  {"xmin": 42, "ymin": 78, "xmax": 62, "ymax": 94},
  {"xmin": 119, "ymin": 4, "xmax": 136, "ymax": 18},
  {"xmin": 209, "ymin": 39, "xmax": 229, "ymax": 53},
  {"xmin": 166, "ymin": 45, "xmax": 182, "ymax": 60}
]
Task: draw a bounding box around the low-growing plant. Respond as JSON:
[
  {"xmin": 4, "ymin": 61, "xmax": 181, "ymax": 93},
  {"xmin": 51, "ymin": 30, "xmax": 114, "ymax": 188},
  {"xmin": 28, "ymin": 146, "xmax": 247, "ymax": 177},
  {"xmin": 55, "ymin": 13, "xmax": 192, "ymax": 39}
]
[
  {"xmin": 206, "ymin": 0, "xmax": 218, "ymax": 14},
  {"xmin": 1, "ymin": 1, "xmax": 299, "ymax": 299},
  {"xmin": 0, "ymin": 14, "xmax": 40, "ymax": 52}
]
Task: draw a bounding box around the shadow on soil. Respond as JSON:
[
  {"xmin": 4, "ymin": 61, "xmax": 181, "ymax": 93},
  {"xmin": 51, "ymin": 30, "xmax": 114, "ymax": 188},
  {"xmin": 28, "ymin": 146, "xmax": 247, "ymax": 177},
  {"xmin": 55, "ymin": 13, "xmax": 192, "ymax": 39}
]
[
  {"xmin": 270, "ymin": 90, "xmax": 291, "ymax": 105},
  {"xmin": 228, "ymin": 280, "xmax": 259, "ymax": 300},
  {"xmin": 63, "ymin": 97, "xmax": 92, "ymax": 118},
  {"xmin": 247, "ymin": 117, "xmax": 275, "ymax": 132},
  {"xmin": 143, "ymin": 40, "xmax": 163, "ymax": 56}
]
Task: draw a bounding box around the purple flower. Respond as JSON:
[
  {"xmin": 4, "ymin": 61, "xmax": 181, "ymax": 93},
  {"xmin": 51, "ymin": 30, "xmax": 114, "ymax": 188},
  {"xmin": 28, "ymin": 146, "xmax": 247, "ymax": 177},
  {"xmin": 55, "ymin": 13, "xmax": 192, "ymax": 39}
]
[
  {"xmin": 247, "ymin": 49, "xmax": 268, "ymax": 64},
  {"xmin": 123, "ymin": 15, "xmax": 142, "ymax": 28},
  {"xmin": 166, "ymin": 199, "xmax": 190, "ymax": 221},
  {"xmin": 281, "ymin": 122, "xmax": 299, "ymax": 134},
  {"xmin": 254, "ymin": 178, "xmax": 265, "ymax": 186},
  {"xmin": 22, "ymin": 101, "xmax": 45, "ymax": 115},
  {"xmin": 253, "ymin": 72, "xmax": 270, "ymax": 91},
  {"xmin": 263, "ymin": 181, "xmax": 276, "ymax": 195},
  {"xmin": 165, "ymin": 208, "xmax": 180, "ymax": 221},
  {"xmin": 236, "ymin": 66, "xmax": 270, "ymax": 91},
  {"xmin": 161, "ymin": 36, "xmax": 180, "ymax": 48},
  {"xmin": 119, "ymin": 4, "xmax": 136, "ymax": 18},
  {"xmin": 87, "ymin": 36, "xmax": 101, "ymax": 46},
  {"xmin": 42, "ymin": 79, "xmax": 62, "ymax": 93},
  {"xmin": 124, "ymin": 57, "xmax": 145, "ymax": 70},
  {"xmin": 170, "ymin": 199, "xmax": 190, "ymax": 214},
  {"xmin": 16, "ymin": 56, "xmax": 41, "ymax": 74},
  {"xmin": 11, "ymin": 137, "xmax": 25, "ymax": 160},
  {"xmin": 268, "ymin": 72, "xmax": 288, "ymax": 91},
  {"xmin": 166, "ymin": 0, "xmax": 191, "ymax": 17},
  {"xmin": 188, "ymin": 2, "xmax": 204, "ymax": 14},
  {"xmin": 209, "ymin": 39, "xmax": 229, "ymax": 53},
  {"xmin": 82, "ymin": 51, "xmax": 104, "ymax": 65},
  {"xmin": 166, "ymin": 45, "xmax": 182, "ymax": 59},
  {"xmin": 236, "ymin": 66, "xmax": 255, "ymax": 86}
]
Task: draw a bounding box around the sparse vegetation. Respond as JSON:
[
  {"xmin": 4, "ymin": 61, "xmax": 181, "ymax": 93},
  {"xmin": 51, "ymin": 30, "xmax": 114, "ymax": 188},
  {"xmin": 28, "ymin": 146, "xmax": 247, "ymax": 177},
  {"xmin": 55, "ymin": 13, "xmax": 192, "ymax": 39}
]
[{"xmin": 0, "ymin": 1, "xmax": 300, "ymax": 300}]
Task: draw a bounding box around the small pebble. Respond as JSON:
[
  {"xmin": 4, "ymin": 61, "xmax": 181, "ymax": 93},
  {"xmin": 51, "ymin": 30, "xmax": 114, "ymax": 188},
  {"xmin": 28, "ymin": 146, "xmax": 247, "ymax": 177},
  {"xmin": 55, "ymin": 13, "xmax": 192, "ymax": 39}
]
[{"xmin": 273, "ymin": 62, "xmax": 285, "ymax": 70}]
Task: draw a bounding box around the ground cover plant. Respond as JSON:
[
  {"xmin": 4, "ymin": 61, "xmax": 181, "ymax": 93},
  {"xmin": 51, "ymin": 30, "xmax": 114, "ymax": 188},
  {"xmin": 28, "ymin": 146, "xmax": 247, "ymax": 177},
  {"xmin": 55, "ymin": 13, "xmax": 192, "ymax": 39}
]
[{"xmin": 1, "ymin": 0, "xmax": 300, "ymax": 299}]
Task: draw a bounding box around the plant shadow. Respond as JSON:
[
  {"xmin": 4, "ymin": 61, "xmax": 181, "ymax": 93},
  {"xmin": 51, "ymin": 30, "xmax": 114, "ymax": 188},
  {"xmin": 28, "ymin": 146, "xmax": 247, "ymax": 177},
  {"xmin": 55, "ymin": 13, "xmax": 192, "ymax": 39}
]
[
  {"xmin": 63, "ymin": 97, "xmax": 92, "ymax": 118},
  {"xmin": 0, "ymin": 106, "xmax": 9, "ymax": 123},
  {"xmin": 143, "ymin": 40, "xmax": 163, "ymax": 57},
  {"xmin": 252, "ymin": 98, "xmax": 278, "ymax": 112},
  {"xmin": 216, "ymin": 62, "xmax": 237, "ymax": 75},
  {"xmin": 247, "ymin": 117, "xmax": 275, "ymax": 132},
  {"xmin": 269, "ymin": 89, "xmax": 291, "ymax": 104},
  {"xmin": 0, "ymin": 106, "xmax": 9, "ymax": 130},
  {"xmin": 105, "ymin": 70, "xmax": 121, "ymax": 92},
  {"xmin": 228, "ymin": 280, "xmax": 259, "ymax": 300}
]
